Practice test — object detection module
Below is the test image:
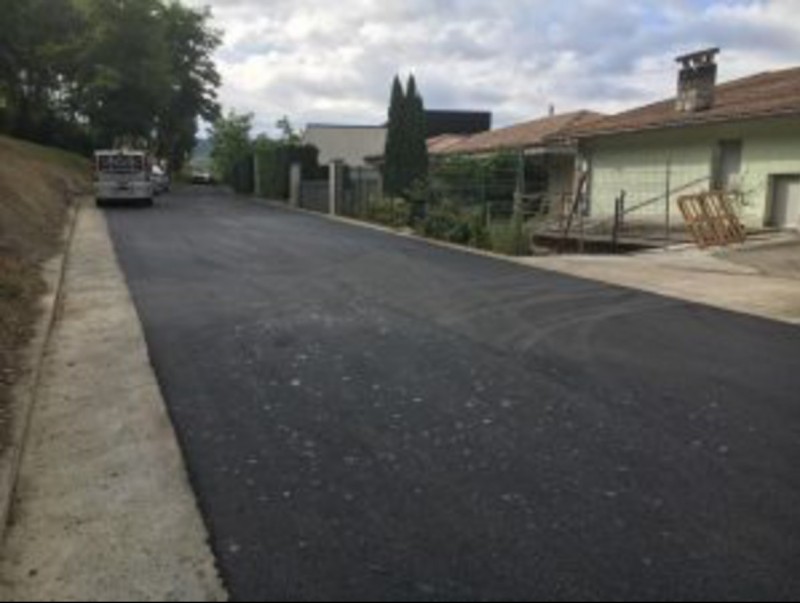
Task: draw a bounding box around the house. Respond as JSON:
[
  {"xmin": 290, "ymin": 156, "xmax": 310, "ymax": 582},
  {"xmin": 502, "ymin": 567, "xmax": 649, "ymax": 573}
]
[
  {"xmin": 572, "ymin": 49, "xmax": 800, "ymax": 230},
  {"xmin": 425, "ymin": 110, "xmax": 492, "ymax": 137},
  {"xmin": 302, "ymin": 124, "xmax": 387, "ymax": 169},
  {"xmin": 426, "ymin": 134, "xmax": 470, "ymax": 155},
  {"xmin": 308, "ymin": 111, "xmax": 492, "ymax": 168},
  {"xmin": 432, "ymin": 110, "xmax": 604, "ymax": 207}
]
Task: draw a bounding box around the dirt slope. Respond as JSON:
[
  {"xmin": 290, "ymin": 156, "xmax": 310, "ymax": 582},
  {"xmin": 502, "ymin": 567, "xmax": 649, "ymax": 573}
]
[{"xmin": 0, "ymin": 136, "xmax": 89, "ymax": 446}]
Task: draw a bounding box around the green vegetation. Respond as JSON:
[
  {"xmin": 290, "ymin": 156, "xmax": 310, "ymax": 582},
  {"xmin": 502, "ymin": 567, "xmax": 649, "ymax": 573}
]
[
  {"xmin": 254, "ymin": 145, "xmax": 323, "ymax": 200},
  {"xmin": 0, "ymin": 135, "xmax": 90, "ymax": 431},
  {"xmin": 430, "ymin": 152, "xmax": 520, "ymax": 206},
  {"xmin": 383, "ymin": 74, "xmax": 430, "ymax": 203},
  {"xmin": 363, "ymin": 199, "xmax": 412, "ymax": 229},
  {"xmin": 209, "ymin": 112, "xmax": 324, "ymax": 196},
  {"xmin": 0, "ymin": 0, "xmax": 221, "ymax": 170},
  {"xmin": 210, "ymin": 112, "xmax": 255, "ymax": 188},
  {"xmin": 415, "ymin": 203, "xmax": 489, "ymax": 250},
  {"xmin": 489, "ymin": 215, "xmax": 530, "ymax": 256}
]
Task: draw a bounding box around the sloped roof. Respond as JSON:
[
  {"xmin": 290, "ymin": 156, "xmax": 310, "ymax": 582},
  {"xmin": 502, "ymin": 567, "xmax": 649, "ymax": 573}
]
[
  {"xmin": 432, "ymin": 111, "xmax": 604, "ymax": 156},
  {"xmin": 571, "ymin": 66, "xmax": 800, "ymax": 138},
  {"xmin": 427, "ymin": 134, "xmax": 470, "ymax": 154}
]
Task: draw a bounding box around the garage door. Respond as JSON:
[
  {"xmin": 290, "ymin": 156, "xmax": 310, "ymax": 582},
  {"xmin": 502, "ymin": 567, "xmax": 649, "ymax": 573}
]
[{"xmin": 771, "ymin": 176, "xmax": 800, "ymax": 229}]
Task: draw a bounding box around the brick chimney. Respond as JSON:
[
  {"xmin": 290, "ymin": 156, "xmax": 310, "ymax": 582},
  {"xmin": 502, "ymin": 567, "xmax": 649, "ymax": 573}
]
[{"xmin": 675, "ymin": 48, "xmax": 720, "ymax": 112}]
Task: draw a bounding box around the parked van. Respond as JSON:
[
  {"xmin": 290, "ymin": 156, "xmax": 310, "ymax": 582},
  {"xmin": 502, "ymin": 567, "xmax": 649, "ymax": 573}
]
[
  {"xmin": 94, "ymin": 150, "xmax": 155, "ymax": 207},
  {"xmin": 151, "ymin": 164, "xmax": 171, "ymax": 194}
]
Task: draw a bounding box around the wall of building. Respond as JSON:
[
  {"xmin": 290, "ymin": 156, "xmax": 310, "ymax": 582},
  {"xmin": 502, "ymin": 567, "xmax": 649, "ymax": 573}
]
[
  {"xmin": 546, "ymin": 154, "xmax": 577, "ymax": 205},
  {"xmin": 582, "ymin": 116, "xmax": 800, "ymax": 228},
  {"xmin": 302, "ymin": 126, "xmax": 387, "ymax": 168}
]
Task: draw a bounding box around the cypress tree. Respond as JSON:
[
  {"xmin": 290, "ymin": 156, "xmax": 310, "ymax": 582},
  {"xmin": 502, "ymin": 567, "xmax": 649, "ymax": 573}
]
[
  {"xmin": 383, "ymin": 74, "xmax": 430, "ymax": 200},
  {"xmin": 383, "ymin": 76, "xmax": 405, "ymax": 197},
  {"xmin": 406, "ymin": 74, "xmax": 429, "ymax": 189}
]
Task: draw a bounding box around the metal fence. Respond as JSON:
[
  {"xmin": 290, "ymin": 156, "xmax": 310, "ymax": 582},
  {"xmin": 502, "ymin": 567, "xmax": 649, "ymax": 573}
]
[
  {"xmin": 584, "ymin": 158, "xmax": 714, "ymax": 244},
  {"xmin": 299, "ymin": 181, "xmax": 329, "ymax": 213},
  {"xmin": 339, "ymin": 167, "xmax": 382, "ymax": 219}
]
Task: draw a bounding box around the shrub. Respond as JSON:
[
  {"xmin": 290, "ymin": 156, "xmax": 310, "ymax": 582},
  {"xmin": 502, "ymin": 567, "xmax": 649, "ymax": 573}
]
[
  {"xmin": 489, "ymin": 214, "xmax": 530, "ymax": 256},
  {"xmin": 365, "ymin": 198, "xmax": 411, "ymax": 228},
  {"xmin": 419, "ymin": 202, "xmax": 466, "ymax": 243},
  {"xmin": 416, "ymin": 201, "xmax": 496, "ymax": 248},
  {"xmin": 469, "ymin": 212, "xmax": 492, "ymax": 250}
]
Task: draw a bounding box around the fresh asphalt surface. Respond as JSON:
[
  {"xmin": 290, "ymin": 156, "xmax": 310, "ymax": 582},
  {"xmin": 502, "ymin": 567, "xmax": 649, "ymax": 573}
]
[{"xmin": 105, "ymin": 187, "xmax": 800, "ymax": 602}]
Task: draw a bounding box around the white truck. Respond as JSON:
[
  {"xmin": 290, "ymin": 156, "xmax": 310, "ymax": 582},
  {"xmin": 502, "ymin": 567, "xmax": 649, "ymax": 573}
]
[{"xmin": 94, "ymin": 150, "xmax": 155, "ymax": 207}]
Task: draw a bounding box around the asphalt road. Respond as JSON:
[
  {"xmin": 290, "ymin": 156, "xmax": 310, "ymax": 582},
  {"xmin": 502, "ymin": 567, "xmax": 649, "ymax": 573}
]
[{"xmin": 106, "ymin": 187, "xmax": 800, "ymax": 602}]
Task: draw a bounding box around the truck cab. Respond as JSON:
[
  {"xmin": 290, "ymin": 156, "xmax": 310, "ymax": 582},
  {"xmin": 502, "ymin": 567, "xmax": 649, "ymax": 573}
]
[{"xmin": 94, "ymin": 150, "xmax": 155, "ymax": 207}]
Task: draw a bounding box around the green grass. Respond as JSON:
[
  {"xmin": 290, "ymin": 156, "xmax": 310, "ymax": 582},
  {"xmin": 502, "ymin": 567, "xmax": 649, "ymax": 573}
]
[{"xmin": 489, "ymin": 218, "xmax": 531, "ymax": 256}]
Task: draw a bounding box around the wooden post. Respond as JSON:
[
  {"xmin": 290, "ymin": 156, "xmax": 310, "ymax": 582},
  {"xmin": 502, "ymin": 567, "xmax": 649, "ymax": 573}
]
[{"xmin": 514, "ymin": 149, "xmax": 525, "ymax": 216}]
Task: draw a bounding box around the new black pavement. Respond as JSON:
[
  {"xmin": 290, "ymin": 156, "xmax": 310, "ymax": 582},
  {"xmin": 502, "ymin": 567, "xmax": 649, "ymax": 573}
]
[{"xmin": 105, "ymin": 188, "xmax": 800, "ymax": 602}]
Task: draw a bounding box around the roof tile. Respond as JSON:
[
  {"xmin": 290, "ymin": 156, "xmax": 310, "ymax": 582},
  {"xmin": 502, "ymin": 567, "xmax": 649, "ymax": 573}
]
[{"xmin": 571, "ymin": 66, "xmax": 800, "ymax": 138}]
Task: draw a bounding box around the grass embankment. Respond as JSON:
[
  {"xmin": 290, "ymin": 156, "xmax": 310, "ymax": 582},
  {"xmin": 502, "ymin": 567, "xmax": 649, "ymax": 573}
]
[{"xmin": 0, "ymin": 136, "xmax": 89, "ymax": 444}]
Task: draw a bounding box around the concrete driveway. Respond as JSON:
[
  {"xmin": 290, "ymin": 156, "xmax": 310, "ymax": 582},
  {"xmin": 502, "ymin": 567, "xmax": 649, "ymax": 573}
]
[{"xmin": 106, "ymin": 187, "xmax": 800, "ymax": 602}]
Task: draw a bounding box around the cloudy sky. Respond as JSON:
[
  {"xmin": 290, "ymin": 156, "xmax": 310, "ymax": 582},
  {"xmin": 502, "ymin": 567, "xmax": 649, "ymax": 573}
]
[{"xmin": 185, "ymin": 0, "xmax": 800, "ymax": 135}]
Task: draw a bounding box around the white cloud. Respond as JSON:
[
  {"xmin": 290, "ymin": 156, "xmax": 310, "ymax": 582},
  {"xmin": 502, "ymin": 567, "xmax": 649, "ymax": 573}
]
[{"xmin": 186, "ymin": 0, "xmax": 800, "ymax": 135}]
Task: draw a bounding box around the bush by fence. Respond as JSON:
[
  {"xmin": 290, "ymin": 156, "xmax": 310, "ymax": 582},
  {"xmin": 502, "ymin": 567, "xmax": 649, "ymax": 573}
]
[
  {"xmin": 230, "ymin": 155, "xmax": 254, "ymax": 194},
  {"xmin": 255, "ymin": 145, "xmax": 325, "ymax": 200}
]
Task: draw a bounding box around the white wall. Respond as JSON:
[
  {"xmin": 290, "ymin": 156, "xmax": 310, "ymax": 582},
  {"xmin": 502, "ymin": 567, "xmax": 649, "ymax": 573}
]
[{"xmin": 303, "ymin": 126, "xmax": 387, "ymax": 168}]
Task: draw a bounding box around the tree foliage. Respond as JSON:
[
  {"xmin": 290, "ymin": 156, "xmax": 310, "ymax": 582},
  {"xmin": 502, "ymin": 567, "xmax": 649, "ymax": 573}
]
[
  {"xmin": 210, "ymin": 111, "xmax": 254, "ymax": 185},
  {"xmin": 275, "ymin": 116, "xmax": 302, "ymax": 146},
  {"xmin": 0, "ymin": 0, "xmax": 222, "ymax": 170},
  {"xmin": 405, "ymin": 75, "xmax": 429, "ymax": 187},
  {"xmin": 382, "ymin": 74, "xmax": 429, "ymax": 200},
  {"xmin": 156, "ymin": 1, "xmax": 222, "ymax": 171},
  {"xmin": 383, "ymin": 76, "xmax": 406, "ymax": 197}
]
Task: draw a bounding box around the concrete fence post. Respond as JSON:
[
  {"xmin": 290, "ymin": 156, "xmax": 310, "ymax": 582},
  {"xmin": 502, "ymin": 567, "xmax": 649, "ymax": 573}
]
[
  {"xmin": 329, "ymin": 161, "xmax": 344, "ymax": 216},
  {"xmin": 289, "ymin": 162, "xmax": 302, "ymax": 207}
]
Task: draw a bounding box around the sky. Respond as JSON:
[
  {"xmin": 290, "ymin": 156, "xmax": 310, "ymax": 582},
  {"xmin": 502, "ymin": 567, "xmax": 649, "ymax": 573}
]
[{"xmin": 185, "ymin": 0, "xmax": 800, "ymax": 136}]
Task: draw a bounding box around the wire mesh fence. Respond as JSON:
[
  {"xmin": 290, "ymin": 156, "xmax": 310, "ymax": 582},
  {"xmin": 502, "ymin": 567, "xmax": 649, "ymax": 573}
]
[
  {"xmin": 337, "ymin": 153, "xmax": 578, "ymax": 255},
  {"xmin": 302, "ymin": 152, "xmax": 734, "ymax": 254},
  {"xmin": 339, "ymin": 167, "xmax": 383, "ymax": 219},
  {"xmin": 298, "ymin": 180, "xmax": 329, "ymax": 213},
  {"xmin": 585, "ymin": 154, "xmax": 714, "ymax": 243}
]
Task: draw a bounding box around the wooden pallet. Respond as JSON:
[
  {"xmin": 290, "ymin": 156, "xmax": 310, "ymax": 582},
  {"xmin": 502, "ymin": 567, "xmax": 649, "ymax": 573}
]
[{"xmin": 678, "ymin": 192, "xmax": 747, "ymax": 249}]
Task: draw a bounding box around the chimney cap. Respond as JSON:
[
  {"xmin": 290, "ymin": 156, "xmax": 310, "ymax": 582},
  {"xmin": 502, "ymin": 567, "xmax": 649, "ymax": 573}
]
[{"xmin": 676, "ymin": 47, "xmax": 720, "ymax": 66}]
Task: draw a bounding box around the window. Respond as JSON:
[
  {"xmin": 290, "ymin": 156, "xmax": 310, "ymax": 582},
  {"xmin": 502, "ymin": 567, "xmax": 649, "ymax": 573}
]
[{"xmin": 714, "ymin": 140, "xmax": 743, "ymax": 191}]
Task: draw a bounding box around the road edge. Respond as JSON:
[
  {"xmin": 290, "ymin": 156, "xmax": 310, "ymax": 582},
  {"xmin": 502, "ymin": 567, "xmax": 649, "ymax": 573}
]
[
  {"xmin": 254, "ymin": 197, "xmax": 539, "ymax": 265},
  {"xmin": 0, "ymin": 199, "xmax": 81, "ymax": 542},
  {"xmin": 98, "ymin": 205, "xmax": 229, "ymax": 600},
  {"xmin": 252, "ymin": 198, "xmax": 800, "ymax": 326}
]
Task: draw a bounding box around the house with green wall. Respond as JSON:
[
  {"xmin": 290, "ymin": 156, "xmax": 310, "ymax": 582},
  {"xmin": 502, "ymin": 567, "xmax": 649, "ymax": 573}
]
[{"xmin": 572, "ymin": 49, "xmax": 800, "ymax": 231}]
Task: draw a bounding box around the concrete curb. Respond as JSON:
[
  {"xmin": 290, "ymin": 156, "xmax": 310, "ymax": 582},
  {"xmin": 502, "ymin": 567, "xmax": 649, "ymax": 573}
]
[
  {"xmin": 254, "ymin": 198, "xmax": 540, "ymax": 268},
  {"xmin": 0, "ymin": 199, "xmax": 82, "ymax": 542}
]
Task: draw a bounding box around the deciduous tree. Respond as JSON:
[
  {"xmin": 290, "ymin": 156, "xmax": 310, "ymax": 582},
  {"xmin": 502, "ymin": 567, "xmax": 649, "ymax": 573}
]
[{"xmin": 210, "ymin": 111, "xmax": 253, "ymax": 184}]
